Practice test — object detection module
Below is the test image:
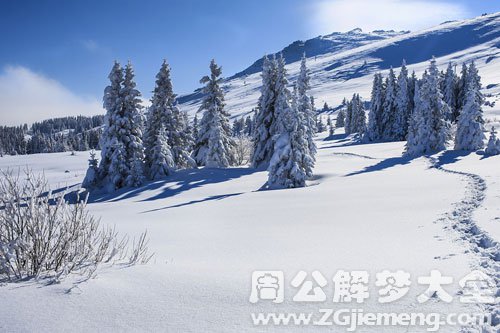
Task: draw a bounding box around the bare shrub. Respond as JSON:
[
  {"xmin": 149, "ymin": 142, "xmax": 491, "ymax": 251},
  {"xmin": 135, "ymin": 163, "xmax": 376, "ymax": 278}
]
[
  {"xmin": 233, "ymin": 135, "xmax": 253, "ymax": 166},
  {"xmin": 0, "ymin": 169, "xmax": 153, "ymax": 282}
]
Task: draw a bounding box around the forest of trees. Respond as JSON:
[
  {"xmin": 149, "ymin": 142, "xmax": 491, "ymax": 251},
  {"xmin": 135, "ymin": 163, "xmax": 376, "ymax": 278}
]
[{"xmin": 0, "ymin": 115, "xmax": 104, "ymax": 155}]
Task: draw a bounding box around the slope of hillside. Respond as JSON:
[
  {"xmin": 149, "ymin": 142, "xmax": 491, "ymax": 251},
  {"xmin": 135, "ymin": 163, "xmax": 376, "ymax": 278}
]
[
  {"xmin": 178, "ymin": 12, "xmax": 500, "ymax": 121},
  {"xmin": 0, "ymin": 131, "xmax": 498, "ymax": 332}
]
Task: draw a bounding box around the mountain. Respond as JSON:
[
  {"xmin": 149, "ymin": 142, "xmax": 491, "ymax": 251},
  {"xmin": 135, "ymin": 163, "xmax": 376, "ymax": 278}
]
[{"xmin": 178, "ymin": 12, "xmax": 500, "ymax": 120}]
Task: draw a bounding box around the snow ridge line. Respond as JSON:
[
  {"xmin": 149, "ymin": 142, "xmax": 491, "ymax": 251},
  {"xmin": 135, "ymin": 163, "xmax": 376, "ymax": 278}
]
[
  {"xmin": 427, "ymin": 156, "xmax": 499, "ymax": 330},
  {"xmin": 331, "ymin": 152, "xmax": 377, "ymax": 159}
]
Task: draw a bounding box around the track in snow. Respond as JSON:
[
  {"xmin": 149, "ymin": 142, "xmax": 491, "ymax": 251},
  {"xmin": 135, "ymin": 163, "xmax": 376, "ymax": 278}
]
[{"xmin": 428, "ymin": 155, "xmax": 499, "ymax": 330}]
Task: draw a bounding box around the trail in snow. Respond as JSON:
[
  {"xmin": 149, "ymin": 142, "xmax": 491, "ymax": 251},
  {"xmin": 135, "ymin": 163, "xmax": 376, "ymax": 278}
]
[{"xmin": 428, "ymin": 155, "xmax": 499, "ymax": 329}]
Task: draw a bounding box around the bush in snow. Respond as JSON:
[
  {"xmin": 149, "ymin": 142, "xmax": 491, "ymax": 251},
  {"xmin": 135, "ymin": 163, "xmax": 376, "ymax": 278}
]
[
  {"xmin": 485, "ymin": 127, "xmax": 500, "ymax": 156},
  {"xmin": 233, "ymin": 135, "xmax": 253, "ymax": 166},
  {"xmin": 0, "ymin": 170, "xmax": 153, "ymax": 282},
  {"xmin": 192, "ymin": 59, "xmax": 235, "ymax": 167},
  {"xmin": 82, "ymin": 150, "xmax": 99, "ymax": 188}
]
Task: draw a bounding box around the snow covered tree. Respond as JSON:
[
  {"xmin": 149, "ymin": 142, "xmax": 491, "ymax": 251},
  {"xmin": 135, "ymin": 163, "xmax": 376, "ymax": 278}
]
[
  {"xmin": 252, "ymin": 55, "xmax": 278, "ymax": 168},
  {"xmin": 192, "ymin": 114, "xmax": 199, "ymax": 143},
  {"xmin": 366, "ymin": 73, "xmax": 384, "ymax": 141},
  {"xmin": 485, "ymin": 127, "xmax": 500, "ymax": 155},
  {"xmin": 122, "ymin": 62, "xmax": 145, "ymax": 187},
  {"xmin": 244, "ymin": 115, "xmax": 254, "ymax": 136},
  {"xmin": 267, "ymin": 55, "xmax": 313, "ymax": 189},
  {"xmin": 443, "ymin": 62, "xmax": 458, "ymax": 121},
  {"xmin": 454, "ymin": 61, "xmax": 485, "ymax": 151},
  {"xmin": 149, "ymin": 124, "xmax": 175, "ymax": 179},
  {"xmin": 344, "ymin": 100, "xmax": 353, "ymax": 134},
  {"xmin": 145, "ymin": 60, "xmax": 194, "ymax": 174},
  {"xmin": 335, "ymin": 108, "xmax": 345, "ymax": 128},
  {"xmin": 297, "ymin": 54, "xmax": 316, "ymax": 160},
  {"xmin": 381, "ymin": 68, "xmax": 397, "ymax": 141},
  {"xmin": 405, "ymin": 58, "xmax": 451, "ymax": 156},
  {"xmin": 82, "ymin": 150, "xmax": 99, "ymax": 188},
  {"xmin": 408, "ymin": 71, "xmax": 417, "ymax": 116},
  {"xmin": 350, "ymin": 94, "xmax": 366, "ymax": 135},
  {"xmin": 98, "ymin": 61, "xmax": 124, "ymax": 185},
  {"xmin": 456, "ymin": 63, "xmax": 468, "ymax": 116},
  {"xmin": 322, "ymin": 102, "xmax": 330, "ymax": 112},
  {"xmin": 193, "ymin": 59, "xmax": 235, "ymax": 167},
  {"xmin": 394, "ymin": 60, "xmax": 410, "ymax": 140},
  {"xmin": 405, "ymin": 82, "xmax": 424, "ymax": 155}
]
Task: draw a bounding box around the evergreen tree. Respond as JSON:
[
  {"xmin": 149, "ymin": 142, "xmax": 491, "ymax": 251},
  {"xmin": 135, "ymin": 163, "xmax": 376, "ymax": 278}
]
[
  {"xmin": 335, "ymin": 109, "xmax": 345, "ymax": 128},
  {"xmin": 267, "ymin": 55, "xmax": 313, "ymax": 189},
  {"xmin": 192, "ymin": 114, "xmax": 199, "ymax": 143},
  {"xmin": 405, "ymin": 82, "xmax": 425, "ymax": 155},
  {"xmin": 381, "ymin": 68, "xmax": 397, "ymax": 140},
  {"xmin": 122, "ymin": 62, "xmax": 145, "ymax": 187},
  {"xmin": 353, "ymin": 94, "xmax": 366, "ymax": 135},
  {"xmin": 394, "ymin": 60, "xmax": 410, "ymax": 140},
  {"xmin": 408, "ymin": 71, "xmax": 417, "ymax": 116},
  {"xmin": 485, "ymin": 127, "xmax": 500, "ymax": 155},
  {"xmin": 244, "ymin": 115, "xmax": 253, "ymax": 136},
  {"xmin": 149, "ymin": 124, "xmax": 175, "ymax": 179},
  {"xmin": 405, "ymin": 58, "xmax": 451, "ymax": 155},
  {"xmin": 443, "ymin": 62, "xmax": 458, "ymax": 121},
  {"xmin": 454, "ymin": 61, "xmax": 485, "ymax": 151},
  {"xmin": 98, "ymin": 61, "xmax": 124, "ymax": 184},
  {"xmin": 456, "ymin": 63, "xmax": 468, "ymax": 115},
  {"xmin": 297, "ymin": 54, "xmax": 316, "ymax": 159},
  {"xmin": 366, "ymin": 73, "xmax": 384, "ymax": 141},
  {"xmin": 193, "ymin": 59, "xmax": 235, "ymax": 167},
  {"xmin": 344, "ymin": 100, "xmax": 353, "ymax": 134},
  {"xmin": 82, "ymin": 150, "xmax": 99, "ymax": 188},
  {"xmin": 252, "ymin": 55, "xmax": 278, "ymax": 168}
]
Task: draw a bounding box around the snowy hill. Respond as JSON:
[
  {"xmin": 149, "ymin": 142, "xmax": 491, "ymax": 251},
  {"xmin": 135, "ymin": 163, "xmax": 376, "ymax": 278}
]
[{"xmin": 178, "ymin": 12, "xmax": 500, "ymax": 120}]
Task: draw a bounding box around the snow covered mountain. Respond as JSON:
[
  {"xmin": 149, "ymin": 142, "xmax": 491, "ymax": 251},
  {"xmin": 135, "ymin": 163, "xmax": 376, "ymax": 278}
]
[{"xmin": 178, "ymin": 12, "xmax": 500, "ymax": 120}]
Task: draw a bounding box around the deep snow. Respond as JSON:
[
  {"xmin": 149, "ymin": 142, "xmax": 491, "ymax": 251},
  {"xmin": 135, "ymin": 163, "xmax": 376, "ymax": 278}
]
[{"xmin": 0, "ymin": 130, "xmax": 498, "ymax": 332}]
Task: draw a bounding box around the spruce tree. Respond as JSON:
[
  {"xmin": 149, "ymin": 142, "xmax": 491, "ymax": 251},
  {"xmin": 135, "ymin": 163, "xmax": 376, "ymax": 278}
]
[
  {"xmin": 394, "ymin": 60, "xmax": 410, "ymax": 140},
  {"xmin": 366, "ymin": 73, "xmax": 384, "ymax": 141},
  {"xmin": 297, "ymin": 54, "xmax": 316, "ymax": 160},
  {"xmin": 122, "ymin": 62, "xmax": 145, "ymax": 187},
  {"xmin": 149, "ymin": 124, "xmax": 175, "ymax": 179},
  {"xmin": 344, "ymin": 100, "xmax": 353, "ymax": 134},
  {"xmin": 456, "ymin": 63, "xmax": 468, "ymax": 116},
  {"xmin": 98, "ymin": 61, "xmax": 124, "ymax": 184},
  {"xmin": 443, "ymin": 62, "xmax": 458, "ymax": 121},
  {"xmin": 252, "ymin": 55, "xmax": 278, "ymax": 168},
  {"xmin": 485, "ymin": 127, "xmax": 500, "ymax": 155},
  {"xmin": 267, "ymin": 55, "xmax": 313, "ymax": 189},
  {"xmin": 454, "ymin": 61, "xmax": 485, "ymax": 151},
  {"xmin": 335, "ymin": 109, "xmax": 345, "ymax": 128},
  {"xmin": 193, "ymin": 59, "xmax": 235, "ymax": 167},
  {"xmin": 382, "ymin": 68, "xmax": 397, "ymax": 141}
]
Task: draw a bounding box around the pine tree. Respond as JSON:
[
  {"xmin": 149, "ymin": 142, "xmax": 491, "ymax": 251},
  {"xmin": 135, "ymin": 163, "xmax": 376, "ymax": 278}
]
[
  {"xmin": 405, "ymin": 82, "xmax": 425, "ymax": 155},
  {"xmin": 394, "ymin": 60, "xmax": 410, "ymax": 140},
  {"xmin": 252, "ymin": 55, "xmax": 278, "ymax": 168},
  {"xmin": 149, "ymin": 124, "xmax": 175, "ymax": 179},
  {"xmin": 405, "ymin": 58, "xmax": 451, "ymax": 156},
  {"xmin": 82, "ymin": 150, "xmax": 99, "ymax": 188},
  {"xmin": 193, "ymin": 59, "xmax": 235, "ymax": 167},
  {"xmin": 443, "ymin": 62, "xmax": 458, "ymax": 121},
  {"xmin": 485, "ymin": 127, "xmax": 500, "ymax": 155},
  {"xmin": 267, "ymin": 55, "xmax": 313, "ymax": 189},
  {"xmin": 344, "ymin": 100, "xmax": 353, "ymax": 134},
  {"xmin": 381, "ymin": 68, "xmax": 397, "ymax": 141},
  {"xmin": 454, "ymin": 61, "xmax": 485, "ymax": 151},
  {"xmin": 244, "ymin": 115, "xmax": 253, "ymax": 136},
  {"xmin": 122, "ymin": 62, "xmax": 145, "ymax": 187},
  {"xmin": 366, "ymin": 73, "xmax": 384, "ymax": 141},
  {"xmin": 297, "ymin": 54, "xmax": 316, "ymax": 160},
  {"xmin": 98, "ymin": 61, "xmax": 124, "ymax": 184},
  {"xmin": 192, "ymin": 114, "xmax": 199, "ymax": 143},
  {"xmin": 456, "ymin": 63, "xmax": 468, "ymax": 116},
  {"xmin": 353, "ymin": 94, "xmax": 366, "ymax": 135},
  {"xmin": 335, "ymin": 109, "xmax": 345, "ymax": 128},
  {"xmin": 408, "ymin": 71, "xmax": 417, "ymax": 116}
]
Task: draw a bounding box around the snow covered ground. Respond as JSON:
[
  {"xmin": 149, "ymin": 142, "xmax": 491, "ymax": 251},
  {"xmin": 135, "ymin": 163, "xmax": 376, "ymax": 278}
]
[{"xmin": 0, "ymin": 131, "xmax": 498, "ymax": 332}]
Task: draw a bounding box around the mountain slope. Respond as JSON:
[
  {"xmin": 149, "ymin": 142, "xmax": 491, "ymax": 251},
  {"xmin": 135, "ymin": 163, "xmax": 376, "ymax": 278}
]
[{"xmin": 178, "ymin": 12, "xmax": 500, "ymax": 120}]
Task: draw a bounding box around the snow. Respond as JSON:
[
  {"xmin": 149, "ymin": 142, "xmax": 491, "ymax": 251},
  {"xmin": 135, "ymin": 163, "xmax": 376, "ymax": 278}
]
[{"xmin": 1, "ymin": 130, "xmax": 498, "ymax": 332}]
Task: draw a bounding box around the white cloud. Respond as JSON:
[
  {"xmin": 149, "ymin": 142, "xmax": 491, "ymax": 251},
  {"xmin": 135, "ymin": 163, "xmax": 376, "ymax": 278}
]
[
  {"xmin": 0, "ymin": 66, "xmax": 103, "ymax": 125},
  {"xmin": 309, "ymin": 0, "xmax": 470, "ymax": 34},
  {"xmin": 81, "ymin": 39, "xmax": 99, "ymax": 52}
]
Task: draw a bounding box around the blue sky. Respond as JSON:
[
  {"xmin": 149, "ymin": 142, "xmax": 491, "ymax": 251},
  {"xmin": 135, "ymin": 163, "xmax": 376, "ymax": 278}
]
[{"xmin": 0, "ymin": 0, "xmax": 498, "ymax": 124}]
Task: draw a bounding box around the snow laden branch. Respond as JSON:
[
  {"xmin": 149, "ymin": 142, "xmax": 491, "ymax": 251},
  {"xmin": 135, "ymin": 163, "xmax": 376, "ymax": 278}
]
[{"xmin": 0, "ymin": 169, "xmax": 153, "ymax": 282}]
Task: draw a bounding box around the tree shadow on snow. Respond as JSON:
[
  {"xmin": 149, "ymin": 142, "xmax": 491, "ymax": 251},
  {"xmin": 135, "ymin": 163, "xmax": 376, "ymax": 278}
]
[
  {"xmin": 140, "ymin": 192, "xmax": 244, "ymax": 213},
  {"xmin": 431, "ymin": 150, "xmax": 473, "ymax": 167},
  {"xmin": 345, "ymin": 155, "xmax": 416, "ymax": 177},
  {"xmin": 87, "ymin": 166, "xmax": 258, "ymax": 204}
]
